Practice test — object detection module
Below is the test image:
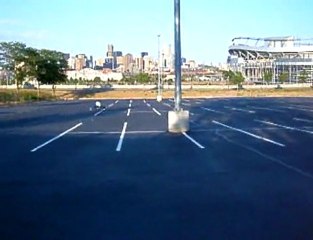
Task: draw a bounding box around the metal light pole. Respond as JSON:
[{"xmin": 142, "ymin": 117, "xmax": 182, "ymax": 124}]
[
  {"xmin": 157, "ymin": 34, "xmax": 162, "ymax": 101},
  {"xmin": 168, "ymin": 0, "xmax": 189, "ymax": 132},
  {"xmin": 161, "ymin": 52, "xmax": 164, "ymax": 95},
  {"xmin": 174, "ymin": 0, "xmax": 182, "ymax": 111}
]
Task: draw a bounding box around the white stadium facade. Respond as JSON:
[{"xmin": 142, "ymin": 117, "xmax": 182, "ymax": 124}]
[{"xmin": 228, "ymin": 36, "xmax": 313, "ymax": 83}]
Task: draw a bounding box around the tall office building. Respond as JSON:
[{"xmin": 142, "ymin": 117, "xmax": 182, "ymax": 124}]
[
  {"xmin": 143, "ymin": 55, "xmax": 153, "ymax": 72},
  {"xmin": 123, "ymin": 54, "xmax": 133, "ymax": 72},
  {"xmin": 63, "ymin": 53, "xmax": 70, "ymax": 61},
  {"xmin": 85, "ymin": 56, "xmax": 93, "ymax": 69},
  {"xmin": 90, "ymin": 56, "xmax": 93, "ymax": 68},
  {"xmin": 116, "ymin": 56, "xmax": 124, "ymax": 66},
  {"xmin": 104, "ymin": 57, "xmax": 114, "ymax": 69},
  {"xmin": 113, "ymin": 51, "xmax": 123, "ymax": 57},
  {"xmin": 135, "ymin": 57, "xmax": 143, "ymax": 72},
  {"xmin": 107, "ymin": 44, "xmax": 114, "ymax": 57},
  {"xmin": 162, "ymin": 45, "xmax": 174, "ymax": 71},
  {"xmin": 67, "ymin": 57, "xmax": 76, "ymax": 70},
  {"xmin": 75, "ymin": 54, "xmax": 86, "ymax": 71},
  {"xmin": 141, "ymin": 52, "xmax": 148, "ymax": 58}
]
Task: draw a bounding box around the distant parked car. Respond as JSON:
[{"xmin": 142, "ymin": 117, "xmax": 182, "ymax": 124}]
[{"xmin": 23, "ymin": 82, "xmax": 36, "ymax": 89}]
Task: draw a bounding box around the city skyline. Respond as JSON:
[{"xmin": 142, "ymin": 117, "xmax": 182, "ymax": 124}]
[{"xmin": 1, "ymin": 0, "xmax": 313, "ymax": 65}]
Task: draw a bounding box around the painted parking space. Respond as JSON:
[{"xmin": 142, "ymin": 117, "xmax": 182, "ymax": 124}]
[{"xmin": 1, "ymin": 97, "xmax": 313, "ymax": 240}]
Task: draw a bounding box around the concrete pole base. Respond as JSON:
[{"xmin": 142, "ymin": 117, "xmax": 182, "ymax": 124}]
[
  {"xmin": 156, "ymin": 95, "xmax": 162, "ymax": 102},
  {"xmin": 168, "ymin": 110, "xmax": 189, "ymax": 133}
]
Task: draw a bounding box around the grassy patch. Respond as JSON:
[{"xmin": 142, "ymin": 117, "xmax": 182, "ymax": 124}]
[
  {"xmin": 0, "ymin": 89, "xmax": 56, "ymax": 104},
  {"xmin": 1, "ymin": 87, "xmax": 313, "ymax": 104}
]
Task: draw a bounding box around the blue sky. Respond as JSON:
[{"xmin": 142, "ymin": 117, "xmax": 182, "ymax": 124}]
[{"xmin": 1, "ymin": 0, "xmax": 313, "ymax": 64}]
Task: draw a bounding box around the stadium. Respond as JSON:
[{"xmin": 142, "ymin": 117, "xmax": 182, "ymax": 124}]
[{"xmin": 228, "ymin": 36, "xmax": 313, "ymax": 83}]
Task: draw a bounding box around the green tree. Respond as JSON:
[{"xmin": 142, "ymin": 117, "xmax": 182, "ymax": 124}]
[
  {"xmin": 36, "ymin": 49, "xmax": 68, "ymax": 95},
  {"xmin": 0, "ymin": 42, "xmax": 27, "ymax": 90},
  {"xmin": 279, "ymin": 72, "xmax": 288, "ymax": 83},
  {"xmin": 263, "ymin": 70, "xmax": 273, "ymax": 85},
  {"xmin": 277, "ymin": 71, "xmax": 288, "ymax": 88},
  {"xmin": 229, "ymin": 71, "xmax": 245, "ymax": 90},
  {"xmin": 93, "ymin": 76, "xmax": 102, "ymax": 86},
  {"xmin": 1, "ymin": 42, "xmax": 68, "ymax": 96},
  {"xmin": 222, "ymin": 70, "xmax": 235, "ymax": 84},
  {"xmin": 136, "ymin": 73, "xmax": 150, "ymax": 84},
  {"xmin": 299, "ymin": 69, "xmax": 309, "ymax": 83}
]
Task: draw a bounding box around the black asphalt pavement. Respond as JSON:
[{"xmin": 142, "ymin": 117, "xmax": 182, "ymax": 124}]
[{"xmin": 1, "ymin": 97, "xmax": 313, "ymax": 240}]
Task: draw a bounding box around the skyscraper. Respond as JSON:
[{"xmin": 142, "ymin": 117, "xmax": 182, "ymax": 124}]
[
  {"xmin": 107, "ymin": 44, "xmax": 114, "ymax": 57},
  {"xmin": 123, "ymin": 54, "xmax": 133, "ymax": 72},
  {"xmin": 141, "ymin": 52, "xmax": 148, "ymax": 58},
  {"xmin": 113, "ymin": 51, "xmax": 123, "ymax": 57}
]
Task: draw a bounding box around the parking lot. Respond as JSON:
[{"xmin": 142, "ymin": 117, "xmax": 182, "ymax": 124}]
[{"xmin": 1, "ymin": 97, "xmax": 313, "ymax": 239}]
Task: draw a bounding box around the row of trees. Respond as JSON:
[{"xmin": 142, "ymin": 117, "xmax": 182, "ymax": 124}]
[
  {"xmin": 263, "ymin": 70, "xmax": 310, "ymax": 84},
  {"xmin": 223, "ymin": 69, "xmax": 311, "ymax": 89},
  {"xmin": 0, "ymin": 41, "xmax": 68, "ymax": 91}
]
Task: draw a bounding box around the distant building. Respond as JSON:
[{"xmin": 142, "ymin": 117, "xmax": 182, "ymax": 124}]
[
  {"xmin": 67, "ymin": 57, "xmax": 76, "ymax": 70},
  {"xmin": 66, "ymin": 68, "xmax": 123, "ymax": 81},
  {"xmin": 123, "ymin": 54, "xmax": 133, "ymax": 72},
  {"xmin": 104, "ymin": 57, "xmax": 114, "ymax": 69},
  {"xmin": 228, "ymin": 36, "xmax": 313, "ymax": 83},
  {"xmin": 116, "ymin": 56, "xmax": 124, "ymax": 66},
  {"xmin": 85, "ymin": 56, "xmax": 93, "ymax": 69},
  {"xmin": 113, "ymin": 51, "xmax": 123, "ymax": 57},
  {"xmin": 143, "ymin": 55, "xmax": 153, "ymax": 72},
  {"xmin": 162, "ymin": 45, "xmax": 174, "ymax": 71},
  {"xmin": 75, "ymin": 54, "xmax": 86, "ymax": 71},
  {"xmin": 63, "ymin": 53, "xmax": 70, "ymax": 61},
  {"xmin": 107, "ymin": 44, "xmax": 114, "ymax": 57},
  {"xmin": 141, "ymin": 52, "xmax": 148, "ymax": 58},
  {"xmin": 134, "ymin": 57, "xmax": 143, "ymax": 72},
  {"xmin": 95, "ymin": 58, "xmax": 104, "ymax": 67}
]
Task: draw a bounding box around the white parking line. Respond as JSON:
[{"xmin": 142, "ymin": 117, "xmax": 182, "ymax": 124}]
[
  {"xmin": 293, "ymin": 117, "xmax": 313, "ymax": 123},
  {"xmin": 152, "ymin": 108, "xmax": 161, "ymax": 116},
  {"xmin": 115, "ymin": 100, "xmax": 119, "ymax": 104},
  {"xmin": 127, "ymin": 108, "xmax": 131, "ymax": 116},
  {"xmin": 256, "ymin": 120, "xmax": 313, "ymax": 135},
  {"xmin": 201, "ymin": 107, "xmax": 223, "ymax": 114},
  {"xmin": 163, "ymin": 103, "xmax": 172, "ymax": 108},
  {"xmin": 182, "ymin": 132, "xmax": 205, "ymax": 149},
  {"xmin": 182, "ymin": 103, "xmax": 191, "ymax": 106},
  {"xmin": 94, "ymin": 108, "xmax": 106, "ymax": 116},
  {"xmin": 215, "ymin": 131, "xmax": 313, "ymax": 180},
  {"xmin": 147, "ymin": 103, "xmax": 151, "ymax": 107},
  {"xmin": 281, "ymin": 106, "xmax": 313, "ymax": 112},
  {"xmin": 116, "ymin": 122, "xmax": 128, "ymax": 152},
  {"xmin": 224, "ymin": 106, "xmax": 255, "ymax": 114},
  {"xmin": 249, "ymin": 106, "xmax": 285, "ymax": 113},
  {"xmin": 212, "ymin": 120, "xmax": 285, "ymax": 147},
  {"xmin": 71, "ymin": 130, "xmax": 165, "ymax": 135},
  {"xmin": 143, "ymin": 100, "xmax": 146, "ymax": 103},
  {"xmin": 31, "ymin": 122, "xmax": 83, "ymax": 152}
]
